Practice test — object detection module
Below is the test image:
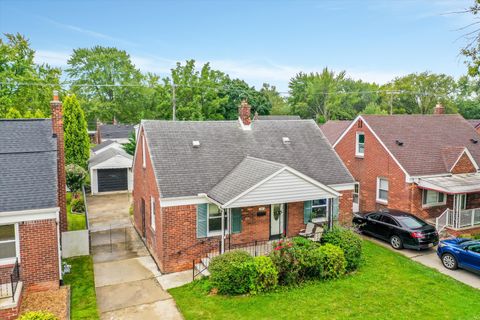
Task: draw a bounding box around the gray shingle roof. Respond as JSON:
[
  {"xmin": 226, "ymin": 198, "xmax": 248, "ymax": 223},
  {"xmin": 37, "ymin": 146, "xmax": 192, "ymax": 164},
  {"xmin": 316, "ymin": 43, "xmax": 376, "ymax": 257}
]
[
  {"xmin": 362, "ymin": 114, "xmax": 480, "ymax": 176},
  {"xmin": 0, "ymin": 119, "xmax": 58, "ymax": 212},
  {"xmin": 257, "ymin": 115, "xmax": 301, "ymax": 120},
  {"xmin": 143, "ymin": 119, "xmax": 354, "ymax": 198},
  {"xmin": 91, "ymin": 139, "xmax": 116, "ymax": 152},
  {"xmin": 208, "ymin": 157, "xmax": 284, "ymax": 204},
  {"xmin": 89, "ymin": 147, "xmax": 132, "ymax": 168},
  {"xmin": 99, "ymin": 124, "xmax": 134, "ymax": 140}
]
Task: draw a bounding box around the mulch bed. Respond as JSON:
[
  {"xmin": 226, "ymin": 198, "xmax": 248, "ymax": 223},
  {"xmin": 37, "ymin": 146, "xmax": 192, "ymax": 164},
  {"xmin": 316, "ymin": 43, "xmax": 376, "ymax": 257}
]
[{"xmin": 20, "ymin": 286, "xmax": 69, "ymax": 320}]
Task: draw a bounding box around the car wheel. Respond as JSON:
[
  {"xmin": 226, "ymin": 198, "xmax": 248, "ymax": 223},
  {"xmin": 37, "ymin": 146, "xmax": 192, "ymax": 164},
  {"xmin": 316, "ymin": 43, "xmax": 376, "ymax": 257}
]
[
  {"xmin": 441, "ymin": 253, "xmax": 458, "ymax": 270},
  {"xmin": 390, "ymin": 235, "xmax": 403, "ymax": 250}
]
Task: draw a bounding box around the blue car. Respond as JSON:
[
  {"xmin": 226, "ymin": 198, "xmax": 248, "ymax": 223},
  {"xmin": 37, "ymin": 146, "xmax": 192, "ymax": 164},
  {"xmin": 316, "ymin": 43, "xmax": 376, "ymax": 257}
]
[{"xmin": 437, "ymin": 238, "xmax": 480, "ymax": 274}]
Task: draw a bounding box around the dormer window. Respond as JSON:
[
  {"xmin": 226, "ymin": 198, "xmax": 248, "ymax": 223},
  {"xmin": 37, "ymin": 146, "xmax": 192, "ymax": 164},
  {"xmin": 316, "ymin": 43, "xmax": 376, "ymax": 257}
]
[{"xmin": 356, "ymin": 132, "xmax": 365, "ymax": 157}]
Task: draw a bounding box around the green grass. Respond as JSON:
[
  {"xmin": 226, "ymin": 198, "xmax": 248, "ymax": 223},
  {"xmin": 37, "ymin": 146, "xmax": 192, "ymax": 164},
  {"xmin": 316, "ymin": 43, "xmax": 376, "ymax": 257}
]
[
  {"xmin": 67, "ymin": 192, "xmax": 86, "ymax": 231},
  {"xmin": 170, "ymin": 240, "xmax": 480, "ymax": 320},
  {"xmin": 63, "ymin": 256, "xmax": 99, "ymax": 320}
]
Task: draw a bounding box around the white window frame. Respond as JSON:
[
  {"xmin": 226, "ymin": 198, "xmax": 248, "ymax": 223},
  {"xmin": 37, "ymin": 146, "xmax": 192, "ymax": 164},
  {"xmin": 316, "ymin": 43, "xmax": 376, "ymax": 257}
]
[
  {"xmin": 376, "ymin": 177, "xmax": 389, "ymax": 204},
  {"xmin": 150, "ymin": 196, "xmax": 156, "ymax": 231},
  {"xmin": 422, "ymin": 189, "xmax": 446, "ymax": 208},
  {"xmin": 207, "ymin": 204, "xmax": 229, "ymax": 237},
  {"xmin": 0, "ymin": 224, "xmax": 20, "ymax": 266},
  {"xmin": 356, "ymin": 132, "xmax": 365, "ymax": 157},
  {"xmin": 142, "ymin": 135, "xmax": 146, "ymax": 169},
  {"xmin": 311, "ymin": 199, "xmax": 329, "ymax": 223}
]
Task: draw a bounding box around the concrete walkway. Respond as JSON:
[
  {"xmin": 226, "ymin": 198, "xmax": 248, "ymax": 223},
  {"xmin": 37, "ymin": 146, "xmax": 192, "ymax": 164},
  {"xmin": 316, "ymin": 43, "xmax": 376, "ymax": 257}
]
[
  {"xmin": 364, "ymin": 236, "xmax": 480, "ymax": 289},
  {"xmin": 87, "ymin": 193, "xmax": 183, "ymax": 320}
]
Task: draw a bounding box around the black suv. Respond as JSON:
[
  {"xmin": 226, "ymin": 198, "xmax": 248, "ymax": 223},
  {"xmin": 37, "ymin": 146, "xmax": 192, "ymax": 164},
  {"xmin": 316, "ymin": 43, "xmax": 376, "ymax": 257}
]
[{"xmin": 353, "ymin": 209, "xmax": 439, "ymax": 250}]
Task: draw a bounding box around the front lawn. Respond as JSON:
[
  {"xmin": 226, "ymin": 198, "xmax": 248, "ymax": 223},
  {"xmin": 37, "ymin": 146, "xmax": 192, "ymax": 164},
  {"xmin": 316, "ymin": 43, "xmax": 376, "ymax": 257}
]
[
  {"xmin": 170, "ymin": 240, "xmax": 480, "ymax": 320},
  {"xmin": 67, "ymin": 192, "xmax": 87, "ymax": 231},
  {"xmin": 63, "ymin": 256, "xmax": 99, "ymax": 320}
]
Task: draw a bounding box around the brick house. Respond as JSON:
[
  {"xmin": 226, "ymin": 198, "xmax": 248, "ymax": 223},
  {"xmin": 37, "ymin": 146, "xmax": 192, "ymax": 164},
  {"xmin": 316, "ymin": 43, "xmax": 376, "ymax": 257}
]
[
  {"xmin": 132, "ymin": 101, "xmax": 356, "ymax": 273},
  {"xmin": 0, "ymin": 93, "xmax": 66, "ymax": 319},
  {"xmin": 331, "ymin": 105, "xmax": 480, "ymax": 235}
]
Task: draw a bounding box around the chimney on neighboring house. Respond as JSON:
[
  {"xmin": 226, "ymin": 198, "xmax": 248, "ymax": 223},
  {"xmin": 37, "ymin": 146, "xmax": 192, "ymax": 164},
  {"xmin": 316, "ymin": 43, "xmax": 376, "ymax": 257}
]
[
  {"xmin": 50, "ymin": 91, "xmax": 67, "ymax": 233},
  {"xmin": 238, "ymin": 99, "xmax": 252, "ymax": 128},
  {"xmin": 96, "ymin": 119, "xmax": 102, "ymax": 144},
  {"xmin": 253, "ymin": 111, "xmax": 259, "ymax": 121},
  {"xmin": 433, "ymin": 103, "xmax": 445, "ymax": 115},
  {"xmin": 113, "ymin": 116, "xmax": 118, "ymax": 125}
]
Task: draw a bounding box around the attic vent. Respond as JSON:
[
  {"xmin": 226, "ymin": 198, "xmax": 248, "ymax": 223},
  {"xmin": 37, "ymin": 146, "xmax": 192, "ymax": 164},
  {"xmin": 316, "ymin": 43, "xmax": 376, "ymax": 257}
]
[
  {"xmin": 282, "ymin": 137, "xmax": 291, "ymax": 145},
  {"xmin": 192, "ymin": 140, "xmax": 200, "ymax": 148},
  {"xmin": 471, "ymin": 138, "xmax": 478, "ymax": 144},
  {"xmin": 395, "ymin": 140, "xmax": 404, "ymax": 146}
]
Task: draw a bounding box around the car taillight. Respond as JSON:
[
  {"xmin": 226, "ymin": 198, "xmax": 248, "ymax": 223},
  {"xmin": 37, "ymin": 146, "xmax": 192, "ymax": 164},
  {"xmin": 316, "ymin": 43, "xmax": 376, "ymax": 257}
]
[{"xmin": 411, "ymin": 232, "xmax": 425, "ymax": 239}]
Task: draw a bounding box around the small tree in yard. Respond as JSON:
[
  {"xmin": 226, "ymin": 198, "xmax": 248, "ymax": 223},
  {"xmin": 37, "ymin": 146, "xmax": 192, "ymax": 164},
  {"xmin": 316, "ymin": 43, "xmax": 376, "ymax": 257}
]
[
  {"xmin": 123, "ymin": 132, "xmax": 136, "ymax": 155},
  {"xmin": 63, "ymin": 94, "xmax": 89, "ymax": 168},
  {"xmin": 66, "ymin": 164, "xmax": 87, "ymax": 198}
]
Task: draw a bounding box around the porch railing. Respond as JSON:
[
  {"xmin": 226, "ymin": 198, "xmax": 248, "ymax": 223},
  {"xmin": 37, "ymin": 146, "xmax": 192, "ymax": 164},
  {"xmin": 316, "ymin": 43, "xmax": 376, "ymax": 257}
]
[
  {"xmin": 458, "ymin": 208, "xmax": 480, "ymax": 229},
  {"xmin": 435, "ymin": 209, "xmax": 450, "ymax": 232},
  {"xmin": 437, "ymin": 208, "xmax": 480, "ymax": 230},
  {"xmin": 0, "ymin": 258, "xmax": 20, "ymax": 302}
]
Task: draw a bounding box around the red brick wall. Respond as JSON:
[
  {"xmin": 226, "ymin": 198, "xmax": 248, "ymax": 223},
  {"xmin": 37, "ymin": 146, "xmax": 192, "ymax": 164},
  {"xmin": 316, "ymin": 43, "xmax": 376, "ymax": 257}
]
[
  {"xmin": 338, "ymin": 190, "xmax": 354, "ymax": 225},
  {"xmin": 451, "ymin": 153, "xmax": 477, "ymax": 174},
  {"xmin": 19, "ymin": 219, "xmax": 59, "ymax": 292},
  {"xmin": 132, "ymin": 127, "xmax": 163, "ymax": 270},
  {"xmin": 0, "ymin": 289, "xmax": 23, "ymax": 320},
  {"xmin": 334, "ymin": 119, "xmax": 411, "ymax": 214}
]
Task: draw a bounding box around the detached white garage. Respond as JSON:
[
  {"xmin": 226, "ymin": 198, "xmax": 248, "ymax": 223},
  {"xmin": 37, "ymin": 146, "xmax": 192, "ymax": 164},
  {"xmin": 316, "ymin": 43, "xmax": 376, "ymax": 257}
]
[{"xmin": 89, "ymin": 148, "xmax": 133, "ymax": 194}]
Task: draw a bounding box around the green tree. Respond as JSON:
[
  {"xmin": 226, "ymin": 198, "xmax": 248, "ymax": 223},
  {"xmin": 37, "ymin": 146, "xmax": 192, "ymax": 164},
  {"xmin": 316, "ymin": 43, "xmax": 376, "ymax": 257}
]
[
  {"xmin": 260, "ymin": 83, "xmax": 290, "ymax": 115},
  {"xmin": 362, "ymin": 102, "xmax": 387, "ymax": 115},
  {"xmin": 66, "ymin": 46, "xmax": 145, "ymax": 123},
  {"xmin": 63, "ymin": 94, "xmax": 90, "ymax": 168},
  {"xmin": 123, "ymin": 132, "xmax": 137, "ymax": 155},
  {"xmin": 0, "ymin": 33, "xmax": 61, "ymax": 117},
  {"xmin": 5, "ymin": 107, "xmax": 22, "ymax": 118}
]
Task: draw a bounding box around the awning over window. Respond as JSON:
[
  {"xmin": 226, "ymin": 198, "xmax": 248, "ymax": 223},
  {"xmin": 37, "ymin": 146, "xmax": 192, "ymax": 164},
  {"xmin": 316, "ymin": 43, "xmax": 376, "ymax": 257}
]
[{"xmin": 417, "ymin": 173, "xmax": 480, "ymax": 194}]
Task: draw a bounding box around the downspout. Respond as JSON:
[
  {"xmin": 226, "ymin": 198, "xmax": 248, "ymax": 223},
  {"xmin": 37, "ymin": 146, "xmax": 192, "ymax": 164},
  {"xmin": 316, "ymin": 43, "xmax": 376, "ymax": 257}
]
[{"xmin": 56, "ymin": 208, "xmax": 63, "ymax": 284}]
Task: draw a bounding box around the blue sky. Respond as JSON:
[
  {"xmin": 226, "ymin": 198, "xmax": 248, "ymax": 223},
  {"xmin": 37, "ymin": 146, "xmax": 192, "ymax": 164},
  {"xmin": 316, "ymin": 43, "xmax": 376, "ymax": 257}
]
[{"xmin": 0, "ymin": 0, "xmax": 476, "ymax": 91}]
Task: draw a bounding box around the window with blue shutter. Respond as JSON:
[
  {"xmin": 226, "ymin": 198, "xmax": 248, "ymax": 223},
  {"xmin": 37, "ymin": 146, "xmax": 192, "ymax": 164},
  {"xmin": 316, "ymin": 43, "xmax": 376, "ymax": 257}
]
[
  {"xmin": 196, "ymin": 204, "xmax": 208, "ymax": 238},
  {"xmin": 231, "ymin": 208, "xmax": 242, "ymax": 234},
  {"xmin": 304, "ymin": 201, "xmax": 312, "ymax": 224},
  {"xmin": 332, "ymin": 198, "xmax": 339, "ymax": 221}
]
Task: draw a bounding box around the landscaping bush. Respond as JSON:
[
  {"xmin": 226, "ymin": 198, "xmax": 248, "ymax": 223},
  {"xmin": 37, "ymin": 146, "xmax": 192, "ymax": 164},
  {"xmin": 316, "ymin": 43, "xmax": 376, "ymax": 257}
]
[
  {"xmin": 71, "ymin": 197, "xmax": 85, "ymax": 213},
  {"xmin": 209, "ymin": 251, "xmax": 255, "ymax": 295},
  {"xmin": 291, "ymin": 236, "xmax": 320, "ymax": 249},
  {"xmin": 20, "ymin": 311, "xmax": 58, "ymax": 320},
  {"xmin": 316, "ymin": 244, "xmax": 346, "ymax": 279},
  {"xmin": 321, "ymin": 226, "xmax": 362, "ymax": 272},
  {"xmin": 65, "ymin": 164, "xmax": 87, "ymax": 194},
  {"xmin": 269, "ymin": 239, "xmax": 302, "ymax": 285},
  {"xmin": 251, "ymin": 256, "xmax": 278, "ymax": 293}
]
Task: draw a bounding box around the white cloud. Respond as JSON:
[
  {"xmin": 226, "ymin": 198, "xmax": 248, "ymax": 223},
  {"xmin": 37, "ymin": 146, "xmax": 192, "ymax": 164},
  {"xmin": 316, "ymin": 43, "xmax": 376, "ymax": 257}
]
[{"xmin": 34, "ymin": 50, "xmax": 70, "ymax": 67}]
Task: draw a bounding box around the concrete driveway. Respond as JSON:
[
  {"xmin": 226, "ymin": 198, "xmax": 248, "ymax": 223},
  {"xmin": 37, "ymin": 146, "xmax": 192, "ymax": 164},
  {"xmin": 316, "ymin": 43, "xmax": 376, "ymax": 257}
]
[
  {"xmin": 364, "ymin": 236, "xmax": 480, "ymax": 289},
  {"xmin": 87, "ymin": 193, "xmax": 183, "ymax": 320}
]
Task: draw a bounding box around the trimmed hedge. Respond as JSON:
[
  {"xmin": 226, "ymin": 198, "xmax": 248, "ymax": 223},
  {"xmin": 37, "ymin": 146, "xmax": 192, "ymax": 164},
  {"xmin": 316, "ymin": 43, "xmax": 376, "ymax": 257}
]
[
  {"xmin": 321, "ymin": 226, "xmax": 362, "ymax": 272},
  {"xmin": 316, "ymin": 244, "xmax": 346, "ymax": 279},
  {"xmin": 251, "ymin": 256, "xmax": 278, "ymax": 293},
  {"xmin": 209, "ymin": 251, "xmax": 255, "ymax": 295}
]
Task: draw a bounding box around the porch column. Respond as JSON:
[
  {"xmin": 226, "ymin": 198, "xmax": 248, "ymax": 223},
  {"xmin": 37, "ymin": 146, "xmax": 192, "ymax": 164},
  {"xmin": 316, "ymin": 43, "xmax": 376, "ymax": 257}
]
[
  {"xmin": 221, "ymin": 208, "xmax": 225, "ymax": 253},
  {"xmin": 453, "ymin": 194, "xmax": 461, "ymax": 229}
]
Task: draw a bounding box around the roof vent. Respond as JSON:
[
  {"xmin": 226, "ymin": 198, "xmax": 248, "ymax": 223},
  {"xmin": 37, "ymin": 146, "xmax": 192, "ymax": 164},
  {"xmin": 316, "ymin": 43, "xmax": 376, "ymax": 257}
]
[
  {"xmin": 192, "ymin": 140, "xmax": 200, "ymax": 148},
  {"xmin": 282, "ymin": 137, "xmax": 291, "ymax": 145},
  {"xmin": 395, "ymin": 140, "xmax": 404, "ymax": 146},
  {"xmin": 471, "ymin": 138, "xmax": 478, "ymax": 144}
]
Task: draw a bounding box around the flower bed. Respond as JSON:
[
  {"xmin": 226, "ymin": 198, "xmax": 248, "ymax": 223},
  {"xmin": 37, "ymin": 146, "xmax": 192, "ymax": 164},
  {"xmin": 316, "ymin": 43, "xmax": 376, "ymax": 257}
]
[{"xmin": 207, "ymin": 226, "xmax": 362, "ymax": 295}]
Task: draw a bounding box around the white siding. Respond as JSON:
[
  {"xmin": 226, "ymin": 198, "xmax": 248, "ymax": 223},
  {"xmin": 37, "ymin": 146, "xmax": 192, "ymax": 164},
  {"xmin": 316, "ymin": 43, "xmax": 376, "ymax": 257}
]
[{"xmin": 225, "ymin": 170, "xmax": 335, "ymax": 208}]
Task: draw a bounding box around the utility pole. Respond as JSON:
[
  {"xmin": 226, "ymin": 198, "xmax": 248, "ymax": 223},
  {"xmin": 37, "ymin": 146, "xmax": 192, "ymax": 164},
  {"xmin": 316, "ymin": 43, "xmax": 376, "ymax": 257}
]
[
  {"xmin": 389, "ymin": 91, "xmax": 393, "ymax": 115},
  {"xmin": 172, "ymin": 82, "xmax": 176, "ymax": 121}
]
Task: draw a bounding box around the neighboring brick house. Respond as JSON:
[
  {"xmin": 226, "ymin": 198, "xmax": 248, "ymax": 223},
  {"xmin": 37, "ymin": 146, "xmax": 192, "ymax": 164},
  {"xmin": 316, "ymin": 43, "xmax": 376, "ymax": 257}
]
[
  {"xmin": 0, "ymin": 93, "xmax": 66, "ymax": 319},
  {"xmin": 320, "ymin": 120, "xmax": 352, "ymax": 145},
  {"xmin": 468, "ymin": 119, "xmax": 480, "ymax": 134},
  {"xmin": 332, "ymin": 105, "xmax": 480, "ymax": 235},
  {"xmin": 132, "ymin": 101, "xmax": 356, "ymax": 273}
]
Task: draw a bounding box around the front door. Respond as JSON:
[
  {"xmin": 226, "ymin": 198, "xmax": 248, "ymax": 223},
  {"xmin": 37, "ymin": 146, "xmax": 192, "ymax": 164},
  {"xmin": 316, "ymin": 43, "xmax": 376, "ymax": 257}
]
[
  {"xmin": 353, "ymin": 183, "xmax": 360, "ymax": 213},
  {"xmin": 270, "ymin": 204, "xmax": 286, "ymax": 239}
]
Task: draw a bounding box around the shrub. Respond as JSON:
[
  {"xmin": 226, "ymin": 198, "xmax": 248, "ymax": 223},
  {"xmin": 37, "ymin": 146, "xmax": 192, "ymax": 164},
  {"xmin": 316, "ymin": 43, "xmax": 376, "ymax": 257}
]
[
  {"xmin": 316, "ymin": 243, "xmax": 346, "ymax": 279},
  {"xmin": 251, "ymin": 256, "xmax": 278, "ymax": 293},
  {"xmin": 71, "ymin": 198, "xmax": 85, "ymax": 213},
  {"xmin": 20, "ymin": 311, "xmax": 58, "ymax": 320},
  {"xmin": 209, "ymin": 251, "xmax": 255, "ymax": 295},
  {"xmin": 321, "ymin": 226, "xmax": 362, "ymax": 272},
  {"xmin": 291, "ymin": 236, "xmax": 320, "ymax": 249},
  {"xmin": 269, "ymin": 239, "xmax": 302, "ymax": 285},
  {"xmin": 66, "ymin": 164, "xmax": 87, "ymax": 193}
]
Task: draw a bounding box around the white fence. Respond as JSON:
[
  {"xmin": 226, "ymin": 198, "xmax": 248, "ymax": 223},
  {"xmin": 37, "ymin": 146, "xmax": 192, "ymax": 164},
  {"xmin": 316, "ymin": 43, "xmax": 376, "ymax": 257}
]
[
  {"xmin": 61, "ymin": 230, "xmax": 90, "ymax": 258},
  {"xmin": 437, "ymin": 208, "xmax": 480, "ymax": 231}
]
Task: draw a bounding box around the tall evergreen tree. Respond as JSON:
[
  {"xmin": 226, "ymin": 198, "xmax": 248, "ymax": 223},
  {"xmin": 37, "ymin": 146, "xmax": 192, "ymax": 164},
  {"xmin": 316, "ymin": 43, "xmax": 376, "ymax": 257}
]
[{"xmin": 63, "ymin": 94, "xmax": 90, "ymax": 168}]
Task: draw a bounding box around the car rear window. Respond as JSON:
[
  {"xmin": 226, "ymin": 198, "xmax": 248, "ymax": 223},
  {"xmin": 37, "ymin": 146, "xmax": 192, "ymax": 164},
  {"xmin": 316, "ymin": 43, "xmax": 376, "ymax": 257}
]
[{"xmin": 396, "ymin": 216, "xmax": 427, "ymax": 229}]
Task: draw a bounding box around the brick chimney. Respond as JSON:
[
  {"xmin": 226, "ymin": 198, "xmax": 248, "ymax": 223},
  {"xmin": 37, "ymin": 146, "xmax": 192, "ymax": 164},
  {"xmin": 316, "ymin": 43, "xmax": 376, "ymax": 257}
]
[
  {"xmin": 433, "ymin": 103, "xmax": 445, "ymax": 115},
  {"xmin": 50, "ymin": 91, "xmax": 67, "ymax": 233},
  {"xmin": 96, "ymin": 119, "xmax": 102, "ymax": 144},
  {"xmin": 238, "ymin": 100, "xmax": 252, "ymax": 128}
]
